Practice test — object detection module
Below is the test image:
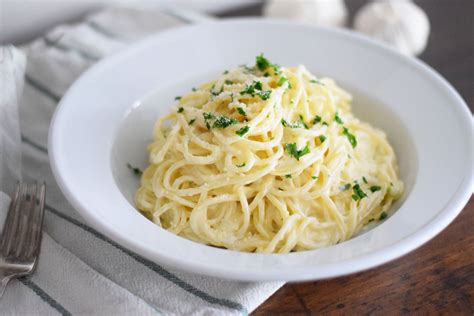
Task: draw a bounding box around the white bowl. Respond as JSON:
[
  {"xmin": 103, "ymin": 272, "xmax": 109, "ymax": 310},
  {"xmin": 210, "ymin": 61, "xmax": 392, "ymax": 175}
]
[{"xmin": 49, "ymin": 19, "xmax": 473, "ymax": 282}]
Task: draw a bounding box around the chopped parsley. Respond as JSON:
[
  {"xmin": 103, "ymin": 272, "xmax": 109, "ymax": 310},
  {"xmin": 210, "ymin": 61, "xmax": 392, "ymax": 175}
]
[
  {"xmin": 263, "ymin": 72, "xmax": 270, "ymax": 77},
  {"xmin": 177, "ymin": 107, "xmax": 184, "ymax": 113},
  {"xmin": 213, "ymin": 116, "xmax": 238, "ymax": 128},
  {"xmin": 236, "ymin": 162, "xmax": 246, "ymax": 167},
  {"xmin": 223, "ymin": 70, "xmax": 229, "ymax": 74},
  {"xmin": 312, "ymin": 115, "xmax": 322, "ymax": 124},
  {"xmin": 311, "ymin": 176, "xmax": 318, "ymax": 180},
  {"xmin": 175, "ymin": 96, "xmax": 181, "ymax": 100},
  {"xmin": 343, "ymin": 127, "xmax": 357, "ymax": 148},
  {"xmin": 240, "ymin": 80, "xmax": 271, "ymax": 100},
  {"xmin": 362, "ymin": 176, "xmax": 368, "ymax": 184},
  {"xmin": 322, "ymin": 121, "xmax": 329, "ymax": 126},
  {"xmin": 310, "ymin": 79, "xmax": 325, "ymax": 85},
  {"xmin": 298, "ymin": 114, "xmax": 309, "ymax": 129},
  {"xmin": 258, "ymin": 90, "xmax": 272, "ymax": 100},
  {"xmin": 224, "ymin": 79, "xmax": 234, "ymax": 85},
  {"xmin": 284, "ymin": 174, "xmax": 292, "ymax": 178},
  {"xmin": 334, "ymin": 112, "xmax": 344, "ymax": 124},
  {"xmin": 210, "ymin": 85, "xmax": 223, "ymax": 96},
  {"xmin": 255, "ymin": 53, "xmax": 280, "ymax": 73},
  {"xmin": 368, "ymin": 218, "xmax": 375, "ymax": 223},
  {"xmin": 340, "ymin": 183, "xmax": 351, "ymax": 191},
  {"xmin": 237, "ymin": 107, "xmax": 247, "ymax": 116},
  {"xmin": 192, "ymin": 87, "xmax": 197, "ymax": 92},
  {"xmin": 379, "ymin": 212, "xmax": 388, "ymax": 220},
  {"xmin": 281, "ymin": 118, "xmax": 305, "ymax": 129},
  {"xmin": 203, "ymin": 112, "xmax": 237, "ymax": 129},
  {"xmin": 236, "ymin": 125, "xmax": 250, "ymax": 137},
  {"xmin": 285, "ymin": 143, "xmax": 310, "ymax": 160},
  {"xmin": 126, "ymin": 163, "xmax": 142, "ymax": 176},
  {"xmin": 277, "ymin": 76, "xmax": 291, "ymax": 88},
  {"xmin": 188, "ymin": 119, "xmax": 196, "ymax": 125},
  {"xmin": 370, "ymin": 185, "xmax": 382, "ymax": 192},
  {"xmin": 352, "ymin": 184, "xmax": 367, "ymax": 201},
  {"xmin": 319, "ymin": 135, "xmax": 327, "ymax": 143}
]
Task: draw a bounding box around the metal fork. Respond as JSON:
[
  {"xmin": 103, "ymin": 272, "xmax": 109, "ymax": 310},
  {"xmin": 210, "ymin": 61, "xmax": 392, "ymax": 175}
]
[{"xmin": 0, "ymin": 182, "xmax": 46, "ymax": 297}]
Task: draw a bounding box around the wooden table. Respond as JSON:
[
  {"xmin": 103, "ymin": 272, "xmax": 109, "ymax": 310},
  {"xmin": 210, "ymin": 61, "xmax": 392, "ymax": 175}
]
[{"xmin": 219, "ymin": 1, "xmax": 474, "ymax": 314}]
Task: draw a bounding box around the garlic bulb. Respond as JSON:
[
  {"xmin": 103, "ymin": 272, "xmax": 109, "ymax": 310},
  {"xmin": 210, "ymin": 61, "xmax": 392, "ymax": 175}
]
[
  {"xmin": 264, "ymin": 0, "xmax": 348, "ymax": 28},
  {"xmin": 354, "ymin": 0, "xmax": 430, "ymax": 56}
]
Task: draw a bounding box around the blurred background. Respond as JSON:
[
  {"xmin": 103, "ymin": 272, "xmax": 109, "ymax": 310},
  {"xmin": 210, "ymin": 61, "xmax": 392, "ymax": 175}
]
[
  {"xmin": 2, "ymin": 0, "xmax": 470, "ymax": 104},
  {"xmin": 1, "ymin": 0, "xmax": 256, "ymax": 44}
]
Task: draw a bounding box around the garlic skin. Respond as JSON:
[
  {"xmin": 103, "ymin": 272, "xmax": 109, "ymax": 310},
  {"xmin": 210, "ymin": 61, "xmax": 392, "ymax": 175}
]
[
  {"xmin": 354, "ymin": 0, "xmax": 430, "ymax": 56},
  {"xmin": 264, "ymin": 0, "xmax": 348, "ymax": 28}
]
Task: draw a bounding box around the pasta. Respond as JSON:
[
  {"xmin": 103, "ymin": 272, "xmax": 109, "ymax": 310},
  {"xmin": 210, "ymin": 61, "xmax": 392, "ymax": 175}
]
[{"xmin": 135, "ymin": 54, "xmax": 403, "ymax": 253}]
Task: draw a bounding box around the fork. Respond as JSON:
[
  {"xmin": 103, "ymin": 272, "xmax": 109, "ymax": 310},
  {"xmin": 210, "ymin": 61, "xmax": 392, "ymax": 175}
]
[{"xmin": 0, "ymin": 182, "xmax": 46, "ymax": 297}]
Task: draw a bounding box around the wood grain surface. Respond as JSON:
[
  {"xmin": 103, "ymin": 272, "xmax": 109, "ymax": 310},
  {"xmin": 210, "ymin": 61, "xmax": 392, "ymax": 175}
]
[{"xmin": 219, "ymin": 1, "xmax": 474, "ymax": 314}]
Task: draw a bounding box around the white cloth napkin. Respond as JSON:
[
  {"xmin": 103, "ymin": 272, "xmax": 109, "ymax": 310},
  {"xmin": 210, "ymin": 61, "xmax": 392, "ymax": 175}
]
[{"xmin": 0, "ymin": 6, "xmax": 283, "ymax": 315}]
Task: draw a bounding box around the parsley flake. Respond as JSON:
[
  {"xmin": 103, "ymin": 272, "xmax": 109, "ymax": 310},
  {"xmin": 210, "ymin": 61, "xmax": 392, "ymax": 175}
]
[
  {"xmin": 313, "ymin": 115, "xmax": 322, "ymax": 124},
  {"xmin": 281, "ymin": 118, "xmax": 307, "ymax": 129},
  {"xmin": 237, "ymin": 162, "xmax": 246, "ymax": 167},
  {"xmin": 362, "ymin": 176, "xmax": 368, "ymax": 184},
  {"xmin": 311, "ymin": 176, "xmax": 318, "ymax": 180},
  {"xmin": 340, "ymin": 183, "xmax": 351, "ymax": 191},
  {"xmin": 299, "ymin": 114, "xmax": 309, "ymax": 129},
  {"xmin": 237, "ymin": 107, "xmax": 247, "ymax": 116},
  {"xmin": 310, "ymin": 79, "xmax": 325, "ymax": 85},
  {"xmin": 285, "ymin": 143, "xmax": 310, "ymax": 160},
  {"xmin": 342, "ymin": 127, "xmax": 357, "ymax": 148},
  {"xmin": 319, "ymin": 135, "xmax": 327, "ymax": 143},
  {"xmin": 285, "ymin": 174, "xmax": 292, "ymax": 178},
  {"xmin": 240, "ymin": 80, "xmax": 262, "ymax": 97},
  {"xmin": 255, "ymin": 53, "xmax": 280, "ymax": 73},
  {"xmin": 223, "ymin": 70, "xmax": 229, "ymax": 74},
  {"xmin": 177, "ymin": 107, "xmax": 184, "ymax": 113},
  {"xmin": 370, "ymin": 185, "xmax": 382, "ymax": 192},
  {"xmin": 203, "ymin": 112, "xmax": 237, "ymax": 129},
  {"xmin": 175, "ymin": 96, "xmax": 181, "ymax": 100},
  {"xmin": 210, "ymin": 85, "xmax": 223, "ymax": 96},
  {"xmin": 334, "ymin": 112, "xmax": 344, "ymax": 124},
  {"xmin": 127, "ymin": 163, "xmax": 142, "ymax": 176},
  {"xmin": 258, "ymin": 90, "xmax": 272, "ymax": 100},
  {"xmin": 236, "ymin": 126, "xmax": 250, "ymax": 137},
  {"xmin": 213, "ymin": 116, "xmax": 238, "ymax": 128},
  {"xmin": 277, "ymin": 76, "xmax": 291, "ymax": 88},
  {"xmin": 224, "ymin": 79, "xmax": 234, "ymax": 85},
  {"xmin": 188, "ymin": 119, "xmax": 196, "ymax": 125},
  {"xmin": 352, "ymin": 184, "xmax": 367, "ymax": 201},
  {"xmin": 379, "ymin": 212, "xmax": 388, "ymax": 220}
]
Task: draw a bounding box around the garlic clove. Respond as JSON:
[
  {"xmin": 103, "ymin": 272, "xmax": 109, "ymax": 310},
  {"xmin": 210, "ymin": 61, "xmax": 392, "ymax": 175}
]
[
  {"xmin": 264, "ymin": 0, "xmax": 348, "ymax": 28},
  {"xmin": 354, "ymin": 0, "xmax": 430, "ymax": 56}
]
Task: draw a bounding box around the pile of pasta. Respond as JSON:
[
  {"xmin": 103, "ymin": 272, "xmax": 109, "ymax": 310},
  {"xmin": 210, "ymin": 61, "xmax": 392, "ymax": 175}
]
[{"xmin": 136, "ymin": 54, "xmax": 403, "ymax": 253}]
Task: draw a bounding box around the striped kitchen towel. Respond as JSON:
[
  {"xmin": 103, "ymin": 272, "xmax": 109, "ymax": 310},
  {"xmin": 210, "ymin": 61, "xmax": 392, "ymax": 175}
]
[{"xmin": 0, "ymin": 6, "xmax": 283, "ymax": 315}]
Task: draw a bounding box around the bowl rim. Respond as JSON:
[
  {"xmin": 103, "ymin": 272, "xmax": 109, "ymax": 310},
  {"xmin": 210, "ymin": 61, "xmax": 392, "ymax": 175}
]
[{"xmin": 49, "ymin": 18, "xmax": 473, "ymax": 281}]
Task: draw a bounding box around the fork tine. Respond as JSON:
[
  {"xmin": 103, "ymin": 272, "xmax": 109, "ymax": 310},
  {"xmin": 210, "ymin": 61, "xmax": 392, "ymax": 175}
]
[
  {"xmin": 1, "ymin": 182, "xmax": 28, "ymax": 256},
  {"xmin": 16, "ymin": 182, "xmax": 38, "ymax": 258},
  {"xmin": 26, "ymin": 183, "xmax": 46, "ymax": 262}
]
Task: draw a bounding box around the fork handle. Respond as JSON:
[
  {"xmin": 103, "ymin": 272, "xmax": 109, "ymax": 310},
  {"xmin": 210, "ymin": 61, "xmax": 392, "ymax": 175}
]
[{"xmin": 0, "ymin": 276, "xmax": 11, "ymax": 298}]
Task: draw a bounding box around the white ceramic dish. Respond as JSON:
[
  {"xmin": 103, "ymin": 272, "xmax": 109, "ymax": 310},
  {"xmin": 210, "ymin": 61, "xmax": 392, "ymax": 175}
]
[{"xmin": 49, "ymin": 19, "xmax": 473, "ymax": 282}]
